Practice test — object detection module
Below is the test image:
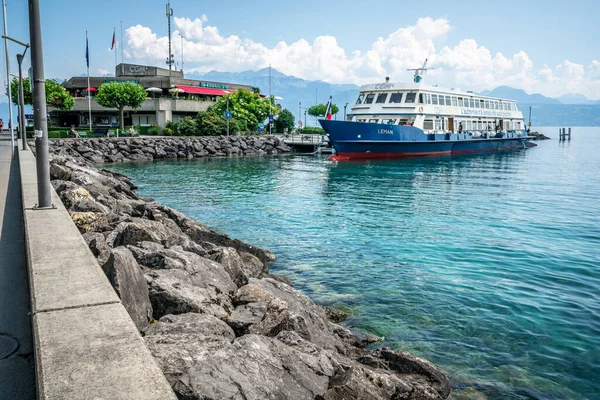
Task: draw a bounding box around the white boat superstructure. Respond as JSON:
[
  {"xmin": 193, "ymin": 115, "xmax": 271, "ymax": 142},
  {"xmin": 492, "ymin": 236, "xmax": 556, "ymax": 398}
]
[{"xmin": 348, "ymin": 79, "xmax": 526, "ymax": 134}]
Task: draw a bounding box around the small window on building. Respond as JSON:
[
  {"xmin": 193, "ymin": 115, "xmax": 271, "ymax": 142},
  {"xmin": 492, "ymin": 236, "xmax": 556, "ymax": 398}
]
[
  {"xmin": 451, "ymin": 97, "xmax": 458, "ymax": 106},
  {"xmin": 423, "ymin": 120, "xmax": 434, "ymax": 130},
  {"xmin": 376, "ymin": 93, "xmax": 388, "ymax": 103},
  {"xmin": 405, "ymin": 93, "xmax": 416, "ymax": 103},
  {"xmin": 431, "ymin": 95, "xmax": 438, "ymax": 105},
  {"xmin": 389, "ymin": 93, "xmax": 403, "ymax": 103},
  {"xmin": 356, "ymin": 93, "xmax": 365, "ymax": 104},
  {"xmin": 365, "ymin": 94, "xmax": 375, "ymax": 104}
]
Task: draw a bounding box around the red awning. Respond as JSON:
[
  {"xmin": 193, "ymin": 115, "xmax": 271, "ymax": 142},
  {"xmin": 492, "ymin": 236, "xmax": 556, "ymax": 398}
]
[{"xmin": 175, "ymin": 85, "xmax": 228, "ymax": 96}]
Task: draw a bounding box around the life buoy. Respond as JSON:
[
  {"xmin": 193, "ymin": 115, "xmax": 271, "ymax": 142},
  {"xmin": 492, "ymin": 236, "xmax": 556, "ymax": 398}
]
[{"xmin": 418, "ymin": 106, "xmax": 424, "ymax": 114}]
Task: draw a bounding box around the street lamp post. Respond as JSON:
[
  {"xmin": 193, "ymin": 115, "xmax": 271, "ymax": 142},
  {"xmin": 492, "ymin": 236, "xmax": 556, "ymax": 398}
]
[
  {"xmin": 304, "ymin": 110, "xmax": 307, "ymax": 129},
  {"xmin": 17, "ymin": 51, "xmax": 28, "ymax": 150},
  {"xmin": 344, "ymin": 102, "xmax": 348, "ymax": 121},
  {"xmin": 28, "ymin": 0, "xmax": 52, "ymax": 208},
  {"xmin": 226, "ymin": 94, "xmax": 229, "ymax": 136},
  {"xmin": 298, "ymin": 101, "xmax": 301, "ymax": 129},
  {"xmin": 2, "ymin": 0, "xmax": 15, "ymax": 155}
]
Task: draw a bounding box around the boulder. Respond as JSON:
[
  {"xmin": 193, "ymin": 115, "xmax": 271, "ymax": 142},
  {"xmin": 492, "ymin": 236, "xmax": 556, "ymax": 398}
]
[
  {"xmin": 210, "ymin": 247, "xmax": 248, "ymax": 287},
  {"xmin": 103, "ymin": 247, "xmax": 153, "ymax": 330},
  {"xmin": 69, "ymin": 197, "xmax": 110, "ymax": 214},
  {"xmin": 82, "ymin": 232, "xmax": 112, "ymax": 267},
  {"xmin": 61, "ymin": 187, "xmax": 94, "ymax": 208},
  {"xmin": 70, "ymin": 211, "xmax": 108, "ymax": 233},
  {"xmin": 49, "ymin": 163, "xmax": 72, "ymax": 180},
  {"xmin": 226, "ymin": 302, "xmax": 268, "ymax": 336}
]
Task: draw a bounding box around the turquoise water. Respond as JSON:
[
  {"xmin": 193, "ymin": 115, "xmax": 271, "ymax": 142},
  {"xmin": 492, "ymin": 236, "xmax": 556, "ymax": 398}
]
[{"xmin": 108, "ymin": 127, "xmax": 600, "ymax": 399}]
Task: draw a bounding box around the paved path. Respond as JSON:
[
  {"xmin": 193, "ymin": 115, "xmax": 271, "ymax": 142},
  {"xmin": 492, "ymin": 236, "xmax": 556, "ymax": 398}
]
[{"xmin": 0, "ymin": 134, "xmax": 35, "ymax": 399}]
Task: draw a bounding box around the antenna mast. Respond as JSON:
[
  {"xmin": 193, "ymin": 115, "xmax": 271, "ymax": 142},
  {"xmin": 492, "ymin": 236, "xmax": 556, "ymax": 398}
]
[{"xmin": 166, "ymin": 1, "xmax": 174, "ymax": 70}]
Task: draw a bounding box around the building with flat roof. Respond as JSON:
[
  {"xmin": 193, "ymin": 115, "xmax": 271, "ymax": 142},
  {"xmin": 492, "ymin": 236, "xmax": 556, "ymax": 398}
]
[{"xmin": 53, "ymin": 63, "xmax": 253, "ymax": 128}]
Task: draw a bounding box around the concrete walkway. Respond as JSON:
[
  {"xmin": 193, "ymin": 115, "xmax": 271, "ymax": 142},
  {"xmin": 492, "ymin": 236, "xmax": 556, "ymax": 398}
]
[{"xmin": 0, "ymin": 133, "xmax": 35, "ymax": 399}]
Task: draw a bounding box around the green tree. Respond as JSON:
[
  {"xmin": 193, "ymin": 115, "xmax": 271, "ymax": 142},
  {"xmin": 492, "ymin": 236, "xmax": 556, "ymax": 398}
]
[
  {"xmin": 251, "ymin": 86, "xmax": 261, "ymax": 94},
  {"xmin": 95, "ymin": 81, "xmax": 147, "ymax": 130},
  {"xmin": 10, "ymin": 77, "xmax": 74, "ymax": 111},
  {"xmin": 210, "ymin": 89, "xmax": 275, "ymax": 132},
  {"xmin": 308, "ymin": 103, "xmax": 340, "ymax": 118},
  {"xmin": 196, "ymin": 108, "xmax": 244, "ymax": 136},
  {"xmin": 274, "ymin": 109, "xmax": 295, "ymax": 133}
]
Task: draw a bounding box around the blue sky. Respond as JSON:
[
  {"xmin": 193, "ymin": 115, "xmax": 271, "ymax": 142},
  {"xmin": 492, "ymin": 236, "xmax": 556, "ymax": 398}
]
[{"xmin": 2, "ymin": 0, "xmax": 599, "ymax": 99}]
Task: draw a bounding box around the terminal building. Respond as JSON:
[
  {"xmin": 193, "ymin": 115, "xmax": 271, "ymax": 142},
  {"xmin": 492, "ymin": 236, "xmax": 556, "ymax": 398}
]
[{"xmin": 53, "ymin": 63, "xmax": 254, "ymax": 128}]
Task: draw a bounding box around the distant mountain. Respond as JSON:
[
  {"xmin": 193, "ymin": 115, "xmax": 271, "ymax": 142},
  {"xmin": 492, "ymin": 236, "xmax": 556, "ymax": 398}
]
[
  {"xmin": 521, "ymin": 103, "xmax": 600, "ymax": 127},
  {"xmin": 556, "ymin": 93, "xmax": 595, "ymax": 105},
  {"xmin": 480, "ymin": 86, "xmax": 561, "ymax": 104},
  {"xmin": 187, "ymin": 68, "xmax": 359, "ymax": 126}
]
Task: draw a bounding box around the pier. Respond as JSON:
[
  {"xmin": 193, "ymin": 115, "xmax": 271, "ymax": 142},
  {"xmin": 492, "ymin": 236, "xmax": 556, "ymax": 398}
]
[
  {"xmin": 281, "ymin": 133, "xmax": 333, "ymax": 153},
  {"xmin": 559, "ymin": 127, "xmax": 572, "ymax": 141}
]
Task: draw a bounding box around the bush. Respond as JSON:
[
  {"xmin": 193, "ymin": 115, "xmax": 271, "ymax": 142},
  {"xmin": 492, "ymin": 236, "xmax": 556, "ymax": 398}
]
[
  {"xmin": 165, "ymin": 121, "xmax": 178, "ymax": 136},
  {"xmin": 300, "ymin": 126, "xmax": 325, "ymax": 135},
  {"xmin": 146, "ymin": 126, "xmax": 164, "ymax": 136},
  {"xmin": 177, "ymin": 116, "xmax": 199, "ymax": 136}
]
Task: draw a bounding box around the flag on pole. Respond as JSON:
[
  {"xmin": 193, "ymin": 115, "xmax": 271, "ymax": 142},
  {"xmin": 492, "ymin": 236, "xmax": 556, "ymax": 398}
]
[
  {"xmin": 325, "ymin": 96, "xmax": 333, "ymax": 120},
  {"xmin": 111, "ymin": 28, "xmax": 116, "ymax": 50},
  {"xmin": 86, "ymin": 31, "xmax": 89, "ymax": 68}
]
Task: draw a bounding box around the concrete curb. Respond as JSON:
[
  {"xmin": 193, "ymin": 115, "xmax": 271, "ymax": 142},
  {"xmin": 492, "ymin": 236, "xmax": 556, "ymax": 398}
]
[{"xmin": 18, "ymin": 148, "xmax": 176, "ymax": 399}]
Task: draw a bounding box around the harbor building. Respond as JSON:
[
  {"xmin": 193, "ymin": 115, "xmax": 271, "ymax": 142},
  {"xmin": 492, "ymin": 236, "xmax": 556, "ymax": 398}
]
[{"xmin": 53, "ymin": 63, "xmax": 253, "ymax": 128}]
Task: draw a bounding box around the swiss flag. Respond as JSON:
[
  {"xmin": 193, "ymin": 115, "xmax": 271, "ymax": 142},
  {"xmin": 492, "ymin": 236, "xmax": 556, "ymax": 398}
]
[{"xmin": 325, "ymin": 96, "xmax": 333, "ymax": 120}]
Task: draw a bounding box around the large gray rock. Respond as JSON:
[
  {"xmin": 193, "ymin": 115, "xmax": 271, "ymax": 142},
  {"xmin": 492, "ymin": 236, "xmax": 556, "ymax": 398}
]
[
  {"xmin": 210, "ymin": 247, "xmax": 248, "ymax": 287},
  {"xmin": 82, "ymin": 232, "xmax": 112, "ymax": 267},
  {"xmin": 103, "ymin": 247, "xmax": 153, "ymax": 330},
  {"xmin": 144, "ymin": 247, "xmax": 237, "ymax": 320}
]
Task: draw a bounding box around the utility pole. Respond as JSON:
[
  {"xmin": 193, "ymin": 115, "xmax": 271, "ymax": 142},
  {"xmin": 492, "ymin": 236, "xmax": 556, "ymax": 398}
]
[
  {"xmin": 166, "ymin": 1, "xmax": 174, "ymax": 70},
  {"xmin": 226, "ymin": 94, "xmax": 229, "ymax": 136},
  {"xmin": 298, "ymin": 102, "xmax": 301, "ymax": 128},
  {"xmin": 344, "ymin": 102, "xmax": 348, "ymax": 121},
  {"xmin": 28, "ymin": 0, "xmax": 52, "ymax": 208},
  {"xmin": 2, "ymin": 0, "xmax": 15, "ymax": 155}
]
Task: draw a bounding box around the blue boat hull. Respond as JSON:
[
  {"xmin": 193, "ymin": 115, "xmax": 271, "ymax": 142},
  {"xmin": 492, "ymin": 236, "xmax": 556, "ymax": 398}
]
[{"xmin": 319, "ymin": 120, "xmax": 536, "ymax": 160}]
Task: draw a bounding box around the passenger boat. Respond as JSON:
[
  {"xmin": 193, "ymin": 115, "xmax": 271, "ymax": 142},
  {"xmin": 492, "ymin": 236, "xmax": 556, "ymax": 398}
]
[{"xmin": 319, "ymin": 59, "xmax": 535, "ymax": 160}]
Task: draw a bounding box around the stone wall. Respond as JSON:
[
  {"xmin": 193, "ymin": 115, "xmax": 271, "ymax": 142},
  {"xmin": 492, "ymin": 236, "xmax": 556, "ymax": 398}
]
[{"xmin": 47, "ymin": 136, "xmax": 293, "ymax": 164}]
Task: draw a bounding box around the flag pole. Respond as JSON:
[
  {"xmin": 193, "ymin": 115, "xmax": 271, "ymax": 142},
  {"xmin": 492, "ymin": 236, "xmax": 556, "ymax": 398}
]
[
  {"xmin": 113, "ymin": 27, "xmax": 117, "ymax": 73},
  {"xmin": 120, "ymin": 20, "xmax": 124, "ymax": 76},
  {"xmin": 86, "ymin": 31, "xmax": 91, "ymax": 131}
]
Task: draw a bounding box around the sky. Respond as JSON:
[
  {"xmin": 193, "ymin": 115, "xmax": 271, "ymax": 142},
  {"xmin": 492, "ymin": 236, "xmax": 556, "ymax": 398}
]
[{"xmin": 2, "ymin": 0, "xmax": 600, "ymax": 102}]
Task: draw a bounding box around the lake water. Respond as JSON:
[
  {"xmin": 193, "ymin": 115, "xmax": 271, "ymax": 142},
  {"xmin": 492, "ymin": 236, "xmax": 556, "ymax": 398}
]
[{"xmin": 108, "ymin": 127, "xmax": 600, "ymax": 399}]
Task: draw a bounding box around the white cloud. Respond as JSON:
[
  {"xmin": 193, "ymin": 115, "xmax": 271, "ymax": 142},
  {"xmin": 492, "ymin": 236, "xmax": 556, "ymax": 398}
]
[
  {"xmin": 98, "ymin": 68, "xmax": 110, "ymax": 76},
  {"xmin": 123, "ymin": 16, "xmax": 600, "ymax": 99}
]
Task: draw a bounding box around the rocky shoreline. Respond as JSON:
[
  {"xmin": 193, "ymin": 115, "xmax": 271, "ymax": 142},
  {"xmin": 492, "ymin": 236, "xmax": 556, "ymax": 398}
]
[{"xmin": 41, "ymin": 137, "xmax": 451, "ymax": 400}]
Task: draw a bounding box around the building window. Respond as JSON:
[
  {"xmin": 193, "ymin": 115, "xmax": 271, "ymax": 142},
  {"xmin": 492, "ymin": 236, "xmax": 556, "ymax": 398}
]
[
  {"xmin": 375, "ymin": 93, "xmax": 388, "ymax": 103},
  {"xmin": 365, "ymin": 94, "xmax": 375, "ymax": 104},
  {"xmin": 389, "ymin": 92, "xmax": 402, "ymax": 103},
  {"xmin": 405, "ymin": 93, "xmax": 416, "ymax": 103}
]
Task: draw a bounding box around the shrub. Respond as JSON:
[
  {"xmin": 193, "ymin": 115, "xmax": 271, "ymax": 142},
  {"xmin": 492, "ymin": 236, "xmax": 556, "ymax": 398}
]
[
  {"xmin": 177, "ymin": 116, "xmax": 199, "ymax": 136},
  {"xmin": 146, "ymin": 126, "xmax": 164, "ymax": 136}
]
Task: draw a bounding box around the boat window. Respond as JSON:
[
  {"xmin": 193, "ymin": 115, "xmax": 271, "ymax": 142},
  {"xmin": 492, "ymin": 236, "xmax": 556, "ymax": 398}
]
[
  {"xmin": 375, "ymin": 93, "xmax": 388, "ymax": 103},
  {"xmin": 495, "ymin": 102, "xmax": 499, "ymax": 110},
  {"xmin": 382, "ymin": 119, "xmax": 397, "ymax": 125},
  {"xmin": 365, "ymin": 93, "xmax": 375, "ymax": 104},
  {"xmin": 474, "ymin": 100, "xmax": 480, "ymax": 108},
  {"xmin": 451, "ymin": 97, "xmax": 458, "ymax": 106},
  {"xmin": 426, "ymin": 94, "xmax": 431, "ymax": 104},
  {"xmin": 438, "ymin": 96, "xmax": 446, "ymax": 106},
  {"xmin": 480, "ymin": 99, "xmax": 485, "ymax": 108},
  {"xmin": 423, "ymin": 120, "xmax": 433, "ymax": 130},
  {"xmin": 369, "ymin": 119, "xmax": 379, "ymax": 123},
  {"xmin": 434, "ymin": 119, "xmax": 442, "ymax": 130},
  {"xmin": 405, "ymin": 93, "xmax": 416, "ymax": 103},
  {"xmin": 431, "ymin": 95, "xmax": 438, "ymax": 105},
  {"xmin": 470, "ymin": 99, "xmax": 475, "ymax": 108},
  {"xmin": 445, "ymin": 96, "xmax": 451, "ymax": 106},
  {"xmin": 389, "ymin": 92, "xmax": 402, "ymax": 103},
  {"xmin": 357, "ymin": 119, "xmax": 366, "ymax": 122},
  {"xmin": 356, "ymin": 93, "xmax": 365, "ymax": 104},
  {"xmin": 419, "ymin": 93, "xmax": 426, "ymax": 104},
  {"xmin": 484, "ymin": 100, "xmax": 490, "ymax": 109},
  {"xmin": 512, "ymin": 103, "xmax": 517, "ymax": 111},
  {"xmin": 458, "ymin": 97, "xmax": 464, "ymax": 107}
]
